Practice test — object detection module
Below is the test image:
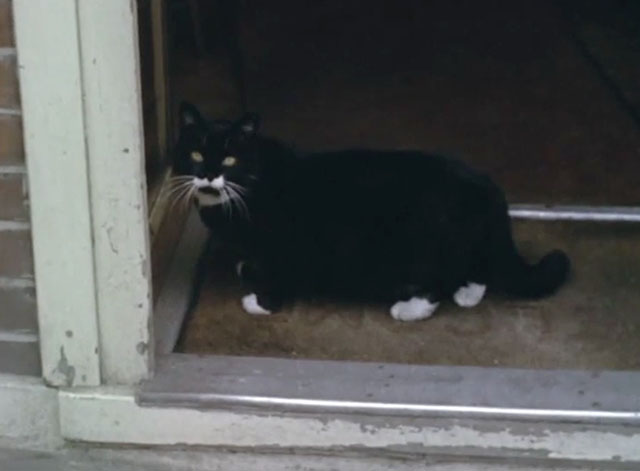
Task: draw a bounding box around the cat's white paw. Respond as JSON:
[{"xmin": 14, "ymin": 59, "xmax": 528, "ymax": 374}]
[
  {"xmin": 390, "ymin": 297, "xmax": 439, "ymax": 322},
  {"xmin": 453, "ymin": 282, "xmax": 486, "ymax": 307},
  {"xmin": 241, "ymin": 293, "xmax": 271, "ymax": 316}
]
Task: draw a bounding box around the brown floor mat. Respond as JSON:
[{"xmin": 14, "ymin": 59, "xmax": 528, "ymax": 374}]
[{"xmin": 179, "ymin": 220, "xmax": 640, "ymax": 370}]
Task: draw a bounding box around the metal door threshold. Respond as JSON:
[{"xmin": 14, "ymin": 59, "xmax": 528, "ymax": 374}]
[{"xmin": 139, "ymin": 354, "xmax": 640, "ymax": 425}]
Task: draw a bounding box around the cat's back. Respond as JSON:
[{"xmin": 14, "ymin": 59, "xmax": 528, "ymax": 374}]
[{"xmin": 290, "ymin": 148, "xmax": 496, "ymax": 202}]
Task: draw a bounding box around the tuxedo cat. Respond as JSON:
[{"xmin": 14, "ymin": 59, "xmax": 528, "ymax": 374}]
[{"xmin": 172, "ymin": 102, "xmax": 570, "ymax": 321}]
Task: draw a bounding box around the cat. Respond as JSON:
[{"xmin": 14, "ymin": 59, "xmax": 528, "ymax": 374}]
[
  {"xmin": 172, "ymin": 101, "xmax": 570, "ymax": 321},
  {"xmin": 172, "ymin": 102, "xmax": 262, "ymax": 258}
]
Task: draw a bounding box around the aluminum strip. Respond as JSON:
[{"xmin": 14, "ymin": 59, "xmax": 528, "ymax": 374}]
[
  {"xmin": 509, "ymin": 205, "xmax": 640, "ymax": 222},
  {"xmin": 144, "ymin": 391, "xmax": 640, "ymax": 423}
]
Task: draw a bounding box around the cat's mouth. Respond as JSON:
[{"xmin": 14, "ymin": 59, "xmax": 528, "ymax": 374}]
[
  {"xmin": 198, "ymin": 187, "xmax": 221, "ymax": 196},
  {"xmin": 188, "ymin": 175, "xmax": 250, "ymax": 217}
]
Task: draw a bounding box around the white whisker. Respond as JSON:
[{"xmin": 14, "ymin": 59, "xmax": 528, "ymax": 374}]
[
  {"xmin": 171, "ymin": 184, "xmax": 194, "ymax": 211},
  {"xmin": 225, "ymin": 187, "xmax": 239, "ymax": 218},
  {"xmin": 177, "ymin": 185, "xmax": 191, "ymax": 211},
  {"xmin": 223, "ymin": 188, "xmax": 233, "ymax": 219},
  {"xmin": 165, "ymin": 181, "xmax": 193, "ymax": 191},
  {"xmin": 162, "ymin": 180, "xmax": 192, "ymax": 192},
  {"xmin": 164, "ymin": 184, "xmax": 190, "ymax": 203},
  {"xmin": 165, "ymin": 177, "xmax": 194, "ymax": 188},
  {"xmin": 237, "ymin": 191, "xmax": 251, "ymax": 220},
  {"xmin": 183, "ymin": 186, "xmax": 197, "ymax": 211},
  {"xmin": 162, "ymin": 182, "xmax": 193, "ymax": 202},
  {"xmin": 163, "ymin": 175, "xmax": 253, "ymax": 218},
  {"xmin": 226, "ymin": 181, "xmax": 249, "ymax": 195},
  {"xmin": 226, "ymin": 185, "xmax": 250, "ymax": 221},
  {"xmin": 164, "ymin": 177, "xmax": 195, "ymax": 191},
  {"xmin": 219, "ymin": 188, "xmax": 227, "ymax": 217},
  {"xmin": 220, "ymin": 191, "xmax": 229, "ymax": 218}
]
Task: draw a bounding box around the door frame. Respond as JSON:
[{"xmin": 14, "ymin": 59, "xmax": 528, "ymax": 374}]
[{"xmin": 14, "ymin": 0, "xmax": 153, "ymax": 386}]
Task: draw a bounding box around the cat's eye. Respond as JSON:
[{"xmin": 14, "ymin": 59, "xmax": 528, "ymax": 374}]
[
  {"xmin": 190, "ymin": 151, "xmax": 203, "ymax": 163},
  {"xmin": 222, "ymin": 156, "xmax": 237, "ymax": 167}
]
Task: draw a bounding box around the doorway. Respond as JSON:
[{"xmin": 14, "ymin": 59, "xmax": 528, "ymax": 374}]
[{"xmin": 143, "ymin": 0, "xmax": 640, "ymax": 370}]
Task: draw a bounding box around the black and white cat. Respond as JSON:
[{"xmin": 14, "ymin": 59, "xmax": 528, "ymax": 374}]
[{"xmin": 172, "ymin": 102, "xmax": 570, "ymax": 321}]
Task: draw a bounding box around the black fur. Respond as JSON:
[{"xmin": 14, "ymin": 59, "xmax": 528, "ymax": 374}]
[{"xmin": 173, "ymin": 103, "xmax": 570, "ymax": 316}]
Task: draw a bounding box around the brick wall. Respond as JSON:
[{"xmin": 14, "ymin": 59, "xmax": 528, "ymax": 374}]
[{"xmin": 0, "ymin": 0, "xmax": 40, "ymax": 376}]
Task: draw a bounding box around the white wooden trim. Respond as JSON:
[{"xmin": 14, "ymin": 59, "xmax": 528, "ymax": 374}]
[
  {"xmin": 76, "ymin": 1, "xmax": 153, "ymax": 384},
  {"xmin": 0, "ymin": 107, "xmax": 21, "ymax": 116},
  {"xmin": 13, "ymin": 0, "xmax": 153, "ymax": 386},
  {"xmin": 0, "ymin": 331, "xmax": 38, "ymax": 343},
  {"xmin": 58, "ymin": 386, "xmax": 640, "ymax": 463},
  {"xmin": 0, "ymin": 221, "xmax": 30, "ymax": 231},
  {"xmin": 0, "ymin": 165, "xmax": 27, "ymax": 175},
  {"xmin": 0, "ymin": 374, "xmax": 61, "ymax": 450},
  {"xmin": 13, "ymin": 0, "xmax": 101, "ymax": 387},
  {"xmin": 0, "ymin": 277, "xmax": 34, "ymax": 289}
]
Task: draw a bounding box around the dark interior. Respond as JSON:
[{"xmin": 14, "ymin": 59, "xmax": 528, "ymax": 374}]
[{"xmin": 157, "ymin": 0, "xmax": 640, "ymax": 368}]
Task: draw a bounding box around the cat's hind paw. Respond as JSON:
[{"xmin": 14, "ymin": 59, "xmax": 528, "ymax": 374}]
[
  {"xmin": 390, "ymin": 297, "xmax": 439, "ymax": 322},
  {"xmin": 241, "ymin": 293, "xmax": 272, "ymax": 316}
]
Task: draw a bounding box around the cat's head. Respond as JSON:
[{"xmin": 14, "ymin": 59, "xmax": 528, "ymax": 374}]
[{"xmin": 172, "ymin": 102, "xmax": 260, "ymax": 208}]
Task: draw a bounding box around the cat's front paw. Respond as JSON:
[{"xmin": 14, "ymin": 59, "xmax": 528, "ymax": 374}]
[
  {"xmin": 390, "ymin": 297, "xmax": 439, "ymax": 321},
  {"xmin": 453, "ymin": 283, "xmax": 486, "ymax": 307},
  {"xmin": 241, "ymin": 293, "xmax": 272, "ymax": 316}
]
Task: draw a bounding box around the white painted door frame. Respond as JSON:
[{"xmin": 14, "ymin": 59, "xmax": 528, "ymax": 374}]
[{"xmin": 13, "ymin": 0, "xmax": 153, "ymax": 387}]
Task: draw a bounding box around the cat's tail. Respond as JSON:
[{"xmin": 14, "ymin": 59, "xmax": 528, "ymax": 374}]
[{"xmin": 489, "ymin": 205, "xmax": 570, "ymax": 299}]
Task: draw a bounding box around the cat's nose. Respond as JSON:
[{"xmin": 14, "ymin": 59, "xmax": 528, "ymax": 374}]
[{"xmin": 210, "ymin": 175, "xmax": 225, "ymax": 189}]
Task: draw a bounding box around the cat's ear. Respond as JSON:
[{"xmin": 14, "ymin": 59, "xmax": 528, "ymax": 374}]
[
  {"xmin": 179, "ymin": 101, "xmax": 205, "ymax": 128},
  {"xmin": 238, "ymin": 113, "xmax": 260, "ymax": 137}
]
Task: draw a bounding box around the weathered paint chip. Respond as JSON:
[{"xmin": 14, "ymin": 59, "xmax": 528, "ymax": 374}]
[{"xmin": 51, "ymin": 346, "xmax": 76, "ymax": 387}]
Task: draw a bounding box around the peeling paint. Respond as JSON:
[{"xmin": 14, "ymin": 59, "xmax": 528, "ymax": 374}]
[
  {"xmin": 50, "ymin": 346, "xmax": 76, "ymax": 387},
  {"xmin": 139, "ymin": 253, "xmax": 150, "ymax": 281},
  {"xmin": 105, "ymin": 226, "xmax": 118, "ymax": 254},
  {"xmin": 136, "ymin": 342, "xmax": 148, "ymax": 355},
  {"xmin": 59, "ymin": 390, "xmax": 640, "ymax": 462}
]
